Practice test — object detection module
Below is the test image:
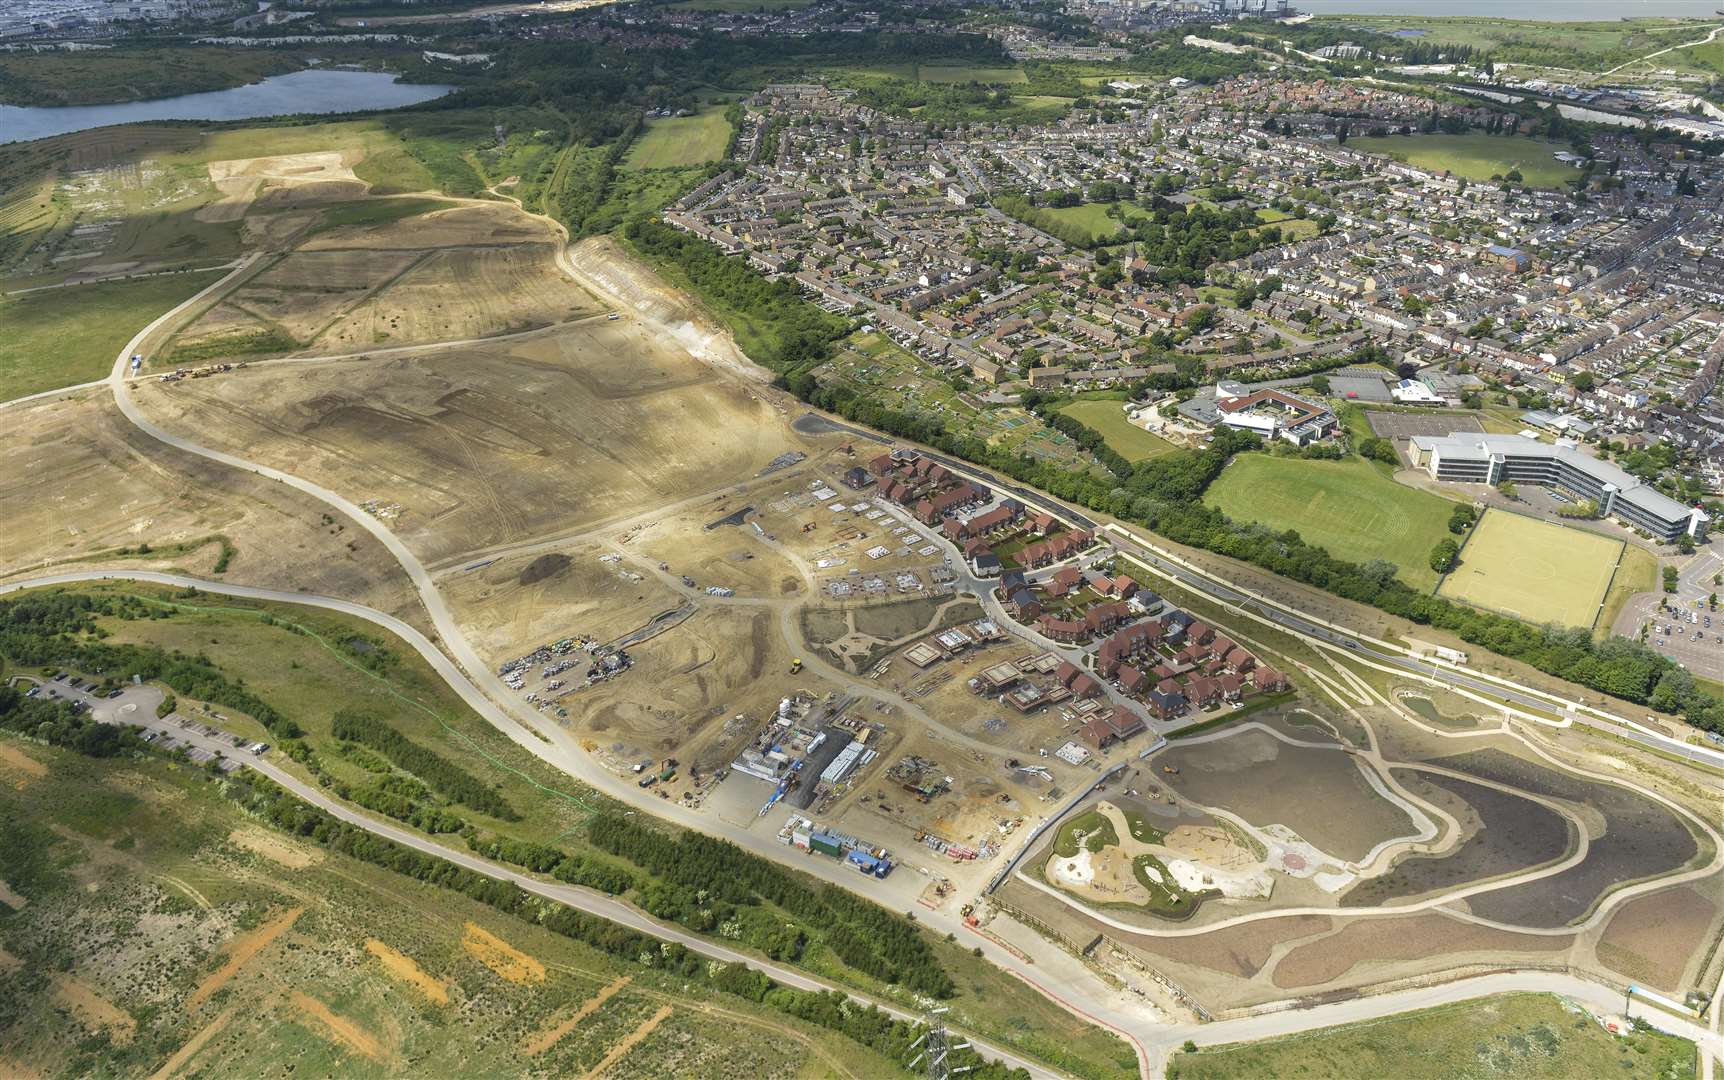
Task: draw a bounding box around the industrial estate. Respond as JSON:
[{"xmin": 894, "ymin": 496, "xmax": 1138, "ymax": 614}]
[{"xmin": 4, "ymin": 0, "xmax": 1724, "ymax": 1078}]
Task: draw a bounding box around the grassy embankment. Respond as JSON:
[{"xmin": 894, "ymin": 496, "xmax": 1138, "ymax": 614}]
[
  {"xmin": 1055, "ymin": 400, "xmax": 1178, "ymax": 463},
  {"xmin": 16, "ymin": 583, "xmax": 1139, "ymax": 1080},
  {"xmin": 1167, "ymin": 992, "xmax": 1696, "ymax": 1080}
]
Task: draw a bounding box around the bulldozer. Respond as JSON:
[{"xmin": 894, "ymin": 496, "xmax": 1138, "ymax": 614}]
[{"xmin": 789, "ymin": 658, "xmax": 803, "ymax": 675}]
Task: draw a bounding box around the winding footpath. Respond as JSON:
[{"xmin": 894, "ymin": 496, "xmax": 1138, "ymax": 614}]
[{"xmin": 0, "ymin": 233, "xmax": 1714, "ymax": 1076}]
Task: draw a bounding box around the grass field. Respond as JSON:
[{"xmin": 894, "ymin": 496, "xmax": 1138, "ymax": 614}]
[
  {"xmin": 0, "ymin": 271, "xmax": 224, "ymax": 401},
  {"xmin": 624, "ymin": 107, "xmax": 733, "ymax": 170},
  {"xmin": 0, "ymin": 740, "xmax": 902, "ymax": 1079},
  {"xmin": 1056, "ymin": 399, "xmax": 1177, "ymax": 462},
  {"xmin": 1204, "ymin": 455, "xmax": 1458, "ymax": 589},
  {"xmin": 1438, "ymin": 509, "xmax": 1624, "ymax": 629},
  {"xmin": 1042, "ymin": 202, "xmax": 1127, "ymax": 242},
  {"xmin": 18, "ymin": 582, "xmax": 1137, "ymax": 1080},
  {"xmin": 1350, "ymin": 133, "xmax": 1578, "ymax": 189},
  {"xmin": 1166, "ymin": 993, "xmax": 1697, "ymax": 1080},
  {"xmin": 917, "ymin": 63, "xmax": 1029, "ymax": 84}
]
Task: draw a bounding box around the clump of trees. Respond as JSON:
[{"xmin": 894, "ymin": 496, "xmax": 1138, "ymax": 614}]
[
  {"xmin": 0, "ymin": 592, "xmax": 301, "ymax": 738},
  {"xmin": 1430, "ymin": 538, "xmax": 1460, "ymax": 573},
  {"xmin": 625, "ymin": 217, "xmax": 847, "ymax": 373}
]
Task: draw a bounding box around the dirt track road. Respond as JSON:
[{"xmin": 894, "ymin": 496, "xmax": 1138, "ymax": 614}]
[{"xmin": 0, "ymin": 215, "xmax": 1696, "ymax": 1077}]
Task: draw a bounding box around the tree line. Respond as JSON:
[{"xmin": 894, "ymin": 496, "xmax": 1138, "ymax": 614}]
[
  {"xmin": 331, "ymin": 709, "xmax": 519, "ymax": 821},
  {"xmin": 587, "ymin": 812, "xmax": 956, "ymax": 998},
  {"xmin": 780, "ymin": 375, "xmax": 1724, "ymax": 733}
]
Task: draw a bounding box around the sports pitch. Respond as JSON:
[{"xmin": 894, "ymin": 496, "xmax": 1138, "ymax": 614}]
[
  {"xmin": 1203, "ymin": 456, "xmax": 1455, "ymax": 589},
  {"xmin": 1438, "ymin": 509, "xmax": 1623, "ymax": 629}
]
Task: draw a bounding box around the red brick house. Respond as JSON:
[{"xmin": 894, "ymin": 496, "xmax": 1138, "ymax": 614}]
[
  {"xmin": 1037, "ymin": 615, "xmax": 1087, "ymax": 644},
  {"xmin": 1220, "ymin": 673, "xmax": 1246, "ymax": 701},
  {"xmin": 1070, "ymin": 672, "xmax": 1103, "ymax": 699},
  {"xmin": 1116, "ymin": 664, "xmax": 1149, "ymax": 694}
]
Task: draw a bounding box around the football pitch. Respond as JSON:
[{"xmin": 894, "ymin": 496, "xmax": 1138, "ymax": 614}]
[
  {"xmin": 1203, "ymin": 456, "xmax": 1455, "ymax": 589},
  {"xmin": 1438, "ymin": 509, "xmax": 1623, "ymax": 629}
]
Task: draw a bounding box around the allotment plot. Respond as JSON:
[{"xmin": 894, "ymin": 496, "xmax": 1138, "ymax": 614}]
[{"xmin": 1437, "ymin": 509, "xmax": 1623, "ymax": 629}]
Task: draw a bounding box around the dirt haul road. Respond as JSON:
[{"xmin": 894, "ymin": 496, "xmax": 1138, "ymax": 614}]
[
  {"xmin": 11, "ymin": 568, "xmax": 1724, "ymax": 1080},
  {"xmin": 60, "ymin": 229, "xmax": 1724, "ymax": 1077}
]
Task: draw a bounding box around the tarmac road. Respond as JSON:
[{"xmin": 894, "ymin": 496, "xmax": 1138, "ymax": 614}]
[
  {"xmin": 803, "ymin": 410, "xmax": 1724, "ymax": 771},
  {"xmin": 13, "ymin": 241, "xmax": 1706, "ymax": 1075},
  {"xmin": 0, "ymin": 570, "xmax": 1060, "ymax": 1078}
]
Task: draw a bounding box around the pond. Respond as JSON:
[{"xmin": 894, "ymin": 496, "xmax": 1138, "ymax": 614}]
[{"xmin": 2, "ymin": 69, "xmax": 453, "ymax": 145}]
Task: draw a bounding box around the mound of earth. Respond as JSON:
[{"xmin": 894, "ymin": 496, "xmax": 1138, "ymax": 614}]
[{"xmin": 518, "ymin": 553, "xmax": 571, "ymax": 586}]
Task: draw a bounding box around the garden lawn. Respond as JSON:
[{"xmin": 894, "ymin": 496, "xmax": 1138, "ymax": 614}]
[
  {"xmin": 1438, "ymin": 509, "xmax": 1623, "ymax": 630},
  {"xmin": 1203, "ymin": 455, "xmax": 1457, "ymax": 590},
  {"xmin": 1057, "ymin": 399, "xmax": 1177, "ymax": 463},
  {"xmin": 1349, "ymin": 133, "xmax": 1577, "ymax": 189},
  {"xmin": 1041, "ymin": 202, "xmax": 1126, "ymax": 242}
]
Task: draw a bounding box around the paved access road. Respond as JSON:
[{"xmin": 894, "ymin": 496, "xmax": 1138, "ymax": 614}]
[
  {"xmin": 806, "ymin": 409, "xmax": 1724, "ymax": 772},
  {"xmin": 17, "ymin": 239, "xmax": 1709, "ymax": 1077},
  {"xmin": 0, "ymin": 573, "xmax": 1058, "ymax": 1079}
]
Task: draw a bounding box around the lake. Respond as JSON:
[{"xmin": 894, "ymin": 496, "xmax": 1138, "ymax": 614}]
[
  {"xmin": 1300, "ymin": 0, "xmax": 1723, "ymax": 17},
  {"xmin": 0, "ymin": 69, "xmax": 453, "ymax": 145}
]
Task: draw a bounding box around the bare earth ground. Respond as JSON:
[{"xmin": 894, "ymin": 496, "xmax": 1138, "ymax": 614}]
[
  {"xmin": 199, "ymin": 152, "xmax": 365, "ymax": 224},
  {"xmin": 0, "ymin": 391, "xmax": 420, "ymax": 625},
  {"xmin": 1592, "ymin": 885, "xmax": 1719, "ymax": 994},
  {"xmin": 131, "ymin": 321, "xmax": 801, "ymax": 566},
  {"xmin": 1158, "ymin": 729, "xmax": 1417, "ymax": 863},
  {"xmin": 438, "ymin": 541, "xmax": 687, "ymax": 665},
  {"xmin": 170, "ymin": 202, "xmax": 590, "ymax": 359},
  {"xmin": 1268, "ymin": 913, "xmax": 1571, "ymax": 990}
]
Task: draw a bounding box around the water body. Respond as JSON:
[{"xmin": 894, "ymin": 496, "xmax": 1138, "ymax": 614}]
[
  {"xmin": 0, "ymin": 69, "xmax": 452, "ymax": 145},
  {"xmin": 1300, "ymin": 0, "xmax": 1723, "ymax": 18}
]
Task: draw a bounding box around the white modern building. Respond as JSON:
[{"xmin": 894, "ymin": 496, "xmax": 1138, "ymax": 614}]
[{"xmin": 1409, "ymin": 433, "xmax": 1707, "ymax": 543}]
